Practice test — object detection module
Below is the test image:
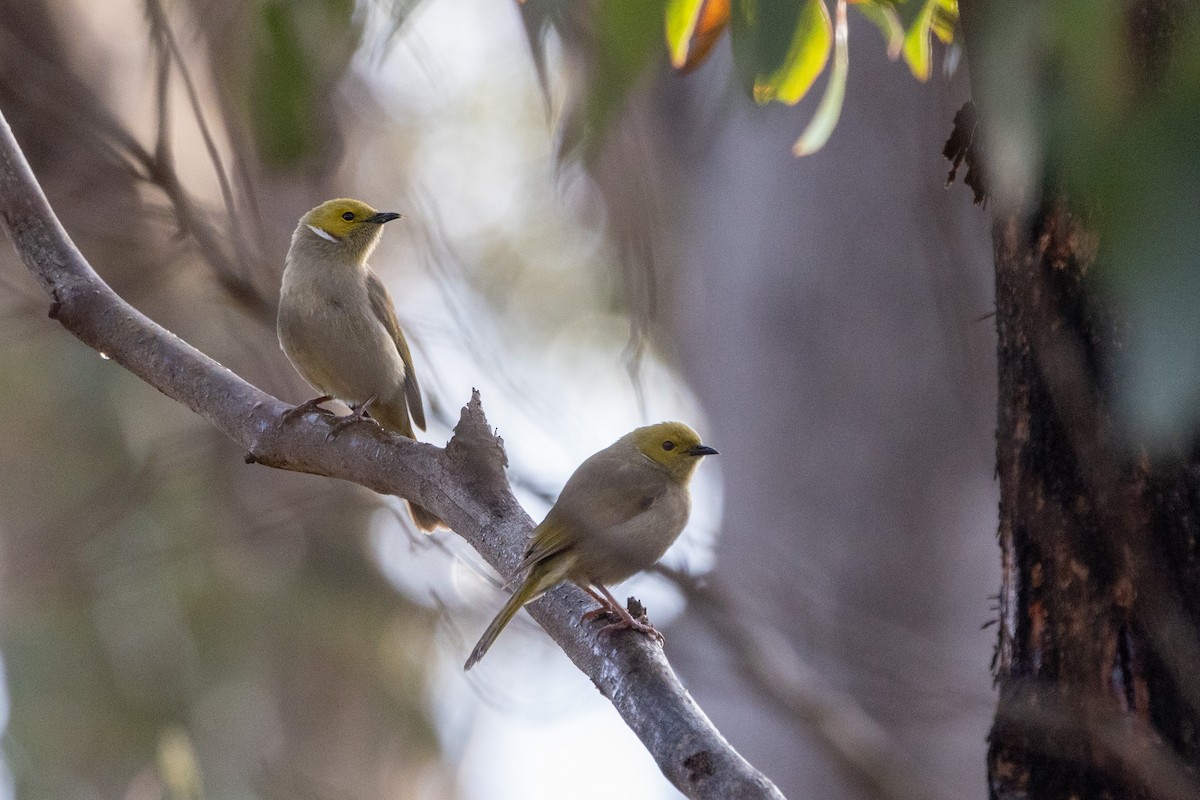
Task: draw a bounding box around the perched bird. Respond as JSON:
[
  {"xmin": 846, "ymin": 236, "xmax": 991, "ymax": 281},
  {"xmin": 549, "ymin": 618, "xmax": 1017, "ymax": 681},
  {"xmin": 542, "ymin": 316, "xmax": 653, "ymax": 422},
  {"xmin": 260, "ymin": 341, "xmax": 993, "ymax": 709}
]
[
  {"xmin": 464, "ymin": 421, "xmax": 717, "ymax": 670},
  {"xmin": 277, "ymin": 198, "xmax": 440, "ymax": 530}
]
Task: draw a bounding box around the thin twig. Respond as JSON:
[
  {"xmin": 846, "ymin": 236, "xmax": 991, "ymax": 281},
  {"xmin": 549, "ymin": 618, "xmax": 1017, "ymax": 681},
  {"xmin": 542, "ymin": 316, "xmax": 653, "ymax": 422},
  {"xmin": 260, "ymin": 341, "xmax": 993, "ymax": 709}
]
[{"xmin": 146, "ymin": 0, "xmax": 255, "ymax": 275}]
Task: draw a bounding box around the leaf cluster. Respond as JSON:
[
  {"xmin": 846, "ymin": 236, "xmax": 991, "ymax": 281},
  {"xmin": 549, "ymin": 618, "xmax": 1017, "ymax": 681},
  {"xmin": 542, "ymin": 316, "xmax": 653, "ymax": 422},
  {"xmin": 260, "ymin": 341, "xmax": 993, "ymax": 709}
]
[{"xmin": 569, "ymin": 0, "xmax": 958, "ymax": 155}]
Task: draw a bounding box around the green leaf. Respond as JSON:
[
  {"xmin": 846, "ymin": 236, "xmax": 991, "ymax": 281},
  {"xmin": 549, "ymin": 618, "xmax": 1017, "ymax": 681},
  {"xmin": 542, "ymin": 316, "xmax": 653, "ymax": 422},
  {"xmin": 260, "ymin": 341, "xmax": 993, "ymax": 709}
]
[
  {"xmin": 931, "ymin": 0, "xmax": 958, "ymax": 44},
  {"xmin": 584, "ymin": 0, "xmax": 668, "ymax": 153},
  {"xmin": 249, "ymin": 0, "xmax": 358, "ymax": 167},
  {"xmin": 855, "ymin": 1, "xmax": 904, "ymax": 60},
  {"xmin": 730, "ymin": 0, "xmax": 806, "ymax": 97},
  {"xmin": 664, "ymin": 0, "xmax": 731, "ymax": 72},
  {"xmin": 666, "ymin": 0, "xmax": 707, "ymax": 67},
  {"xmin": 252, "ymin": 1, "xmax": 316, "ymax": 165},
  {"xmin": 793, "ymin": 0, "xmax": 848, "ymax": 156},
  {"xmin": 902, "ymin": 0, "xmax": 935, "ymax": 82},
  {"xmin": 901, "ymin": 0, "xmax": 956, "ymax": 81},
  {"xmin": 754, "ymin": 0, "xmax": 832, "ymax": 105}
]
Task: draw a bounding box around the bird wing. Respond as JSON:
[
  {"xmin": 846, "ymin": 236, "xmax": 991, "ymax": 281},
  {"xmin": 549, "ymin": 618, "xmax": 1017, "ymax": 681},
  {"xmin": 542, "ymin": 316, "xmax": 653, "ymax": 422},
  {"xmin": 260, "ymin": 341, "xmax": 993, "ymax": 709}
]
[
  {"xmin": 517, "ymin": 454, "xmax": 660, "ymax": 572},
  {"xmin": 366, "ymin": 269, "xmax": 426, "ymax": 431}
]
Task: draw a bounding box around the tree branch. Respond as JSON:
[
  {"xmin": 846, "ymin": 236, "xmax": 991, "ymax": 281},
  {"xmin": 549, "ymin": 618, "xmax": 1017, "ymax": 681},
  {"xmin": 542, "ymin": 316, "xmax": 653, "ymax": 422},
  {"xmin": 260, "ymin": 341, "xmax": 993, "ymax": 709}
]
[{"xmin": 0, "ymin": 108, "xmax": 785, "ymax": 800}]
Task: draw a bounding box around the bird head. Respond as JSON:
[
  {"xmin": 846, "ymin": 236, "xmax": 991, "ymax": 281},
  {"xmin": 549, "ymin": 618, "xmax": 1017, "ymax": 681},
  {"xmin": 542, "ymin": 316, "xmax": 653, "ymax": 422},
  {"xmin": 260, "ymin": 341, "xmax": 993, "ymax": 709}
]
[
  {"xmin": 295, "ymin": 198, "xmax": 402, "ymax": 263},
  {"xmin": 631, "ymin": 421, "xmax": 718, "ymax": 483}
]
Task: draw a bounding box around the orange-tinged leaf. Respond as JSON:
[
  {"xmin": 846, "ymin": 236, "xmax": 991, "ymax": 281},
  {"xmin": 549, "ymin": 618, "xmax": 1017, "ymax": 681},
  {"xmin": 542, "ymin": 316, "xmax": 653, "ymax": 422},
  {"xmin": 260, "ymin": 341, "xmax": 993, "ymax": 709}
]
[
  {"xmin": 793, "ymin": 0, "xmax": 848, "ymax": 156},
  {"xmin": 686, "ymin": 0, "xmax": 731, "ymax": 70},
  {"xmin": 753, "ymin": 0, "xmax": 831, "ymax": 105},
  {"xmin": 666, "ymin": 0, "xmax": 731, "ymax": 72}
]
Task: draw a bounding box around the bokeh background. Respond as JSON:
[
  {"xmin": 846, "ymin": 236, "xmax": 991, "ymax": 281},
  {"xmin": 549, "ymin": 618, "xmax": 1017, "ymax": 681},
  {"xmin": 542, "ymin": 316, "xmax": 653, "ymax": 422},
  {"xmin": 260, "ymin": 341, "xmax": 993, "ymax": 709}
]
[{"xmin": 0, "ymin": 1, "xmax": 998, "ymax": 798}]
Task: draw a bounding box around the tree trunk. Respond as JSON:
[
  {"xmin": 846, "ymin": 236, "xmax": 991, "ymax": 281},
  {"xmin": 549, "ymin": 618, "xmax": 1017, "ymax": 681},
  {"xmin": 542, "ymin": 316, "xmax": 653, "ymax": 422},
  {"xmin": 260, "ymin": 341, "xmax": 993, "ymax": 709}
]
[
  {"xmin": 988, "ymin": 196, "xmax": 1200, "ymax": 799},
  {"xmin": 981, "ymin": 29, "xmax": 1200, "ymax": 800},
  {"xmin": 953, "ymin": 1, "xmax": 1200, "ymax": 794}
]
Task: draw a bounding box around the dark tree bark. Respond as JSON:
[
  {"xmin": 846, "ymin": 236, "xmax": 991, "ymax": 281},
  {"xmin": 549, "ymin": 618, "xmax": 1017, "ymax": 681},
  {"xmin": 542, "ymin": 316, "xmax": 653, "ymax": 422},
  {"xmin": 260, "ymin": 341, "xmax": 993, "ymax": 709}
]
[
  {"xmin": 987, "ymin": 202, "xmax": 1200, "ymax": 800},
  {"xmin": 960, "ymin": 2, "xmax": 1200, "ymax": 797}
]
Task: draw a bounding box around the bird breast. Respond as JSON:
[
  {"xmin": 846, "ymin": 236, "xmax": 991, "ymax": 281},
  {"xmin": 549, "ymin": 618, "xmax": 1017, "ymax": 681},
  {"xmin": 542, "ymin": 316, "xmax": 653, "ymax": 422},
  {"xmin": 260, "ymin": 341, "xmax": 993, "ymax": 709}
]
[
  {"xmin": 570, "ymin": 484, "xmax": 691, "ymax": 586},
  {"xmin": 278, "ymin": 265, "xmax": 405, "ymax": 405}
]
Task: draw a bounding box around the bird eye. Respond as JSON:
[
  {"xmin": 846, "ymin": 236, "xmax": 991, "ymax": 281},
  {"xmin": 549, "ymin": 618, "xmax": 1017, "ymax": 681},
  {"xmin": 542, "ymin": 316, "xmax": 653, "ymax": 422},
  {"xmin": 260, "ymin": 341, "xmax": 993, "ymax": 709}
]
[
  {"xmin": 662, "ymin": 441, "xmax": 675, "ymax": 451},
  {"xmin": 342, "ymin": 211, "xmax": 355, "ymax": 221}
]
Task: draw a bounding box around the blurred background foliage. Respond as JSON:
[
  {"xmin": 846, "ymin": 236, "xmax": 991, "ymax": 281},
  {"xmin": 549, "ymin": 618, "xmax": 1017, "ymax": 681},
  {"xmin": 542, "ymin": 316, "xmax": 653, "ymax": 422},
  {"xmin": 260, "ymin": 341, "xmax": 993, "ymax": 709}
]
[
  {"xmin": 5, "ymin": 0, "xmax": 1195, "ymax": 799},
  {"xmin": 966, "ymin": 0, "xmax": 1200, "ymax": 447}
]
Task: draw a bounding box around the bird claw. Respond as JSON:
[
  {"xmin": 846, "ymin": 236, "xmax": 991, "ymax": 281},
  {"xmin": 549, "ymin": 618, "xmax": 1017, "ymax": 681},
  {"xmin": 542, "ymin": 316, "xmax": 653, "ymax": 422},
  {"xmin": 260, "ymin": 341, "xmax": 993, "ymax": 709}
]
[
  {"xmin": 282, "ymin": 395, "xmax": 334, "ymax": 425},
  {"xmin": 324, "ymin": 411, "xmax": 379, "ymax": 441},
  {"xmin": 581, "ymin": 606, "xmax": 617, "ymax": 624},
  {"xmin": 598, "ymin": 617, "xmax": 666, "ymax": 645},
  {"xmin": 583, "ymin": 594, "xmax": 665, "ymax": 645}
]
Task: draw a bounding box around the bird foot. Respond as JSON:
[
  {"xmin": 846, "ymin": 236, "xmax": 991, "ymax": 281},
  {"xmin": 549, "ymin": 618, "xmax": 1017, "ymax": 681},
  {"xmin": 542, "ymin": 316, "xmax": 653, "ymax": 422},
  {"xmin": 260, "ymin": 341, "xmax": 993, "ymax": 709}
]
[
  {"xmin": 581, "ymin": 606, "xmax": 617, "ymax": 624},
  {"xmin": 598, "ymin": 616, "xmax": 666, "ymax": 645},
  {"xmin": 583, "ymin": 595, "xmax": 665, "ymax": 645},
  {"xmin": 282, "ymin": 395, "xmax": 334, "ymax": 425},
  {"xmin": 325, "ymin": 406, "xmax": 380, "ymax": 441}
]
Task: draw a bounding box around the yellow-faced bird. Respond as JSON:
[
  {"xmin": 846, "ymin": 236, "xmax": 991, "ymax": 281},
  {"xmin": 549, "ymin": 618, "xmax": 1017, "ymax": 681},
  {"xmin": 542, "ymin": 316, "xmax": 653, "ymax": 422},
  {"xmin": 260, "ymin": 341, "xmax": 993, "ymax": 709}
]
[
  {"xmin": 278, "ymin": 198, "xmax": 439, "ymax": 530},
  {"xmin": 465, "ymin": 421, "xmax": 717, "ymax": 669}
]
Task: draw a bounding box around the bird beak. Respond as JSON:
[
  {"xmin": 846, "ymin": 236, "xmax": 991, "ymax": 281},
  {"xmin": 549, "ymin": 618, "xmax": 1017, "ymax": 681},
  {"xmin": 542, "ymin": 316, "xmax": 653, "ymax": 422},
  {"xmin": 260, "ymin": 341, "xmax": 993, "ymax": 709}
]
[
  {"xmin": 686, "ymin": 444, "xmax": 719, "ymax": 457},
  {"xmin": 365, "ymin": 211, "xmax": 402, "ymax": 224}
]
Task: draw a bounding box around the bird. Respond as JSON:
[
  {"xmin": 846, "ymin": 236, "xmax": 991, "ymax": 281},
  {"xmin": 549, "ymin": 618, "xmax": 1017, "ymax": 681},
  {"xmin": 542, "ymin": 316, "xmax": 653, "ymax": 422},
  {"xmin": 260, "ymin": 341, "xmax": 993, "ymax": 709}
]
[
  {"xmin": 464, "ymin": 421, "xmax": 718, "ymax": 670},
  {"xmin": 277, "ymin": 198, "xmax": 440, "ymax": 531}
]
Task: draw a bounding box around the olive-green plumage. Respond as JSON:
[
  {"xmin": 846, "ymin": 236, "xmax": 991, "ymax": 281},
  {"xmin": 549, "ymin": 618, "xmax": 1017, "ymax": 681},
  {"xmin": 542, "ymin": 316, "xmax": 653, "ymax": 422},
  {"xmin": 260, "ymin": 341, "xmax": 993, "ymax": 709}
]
[
  {"xmin": 278, "ymin": 198, "xmax": 439, "ymax": 530},
  {"xmin": 464, "ymin": 422, "xmax": 717, "ymax": 670}
]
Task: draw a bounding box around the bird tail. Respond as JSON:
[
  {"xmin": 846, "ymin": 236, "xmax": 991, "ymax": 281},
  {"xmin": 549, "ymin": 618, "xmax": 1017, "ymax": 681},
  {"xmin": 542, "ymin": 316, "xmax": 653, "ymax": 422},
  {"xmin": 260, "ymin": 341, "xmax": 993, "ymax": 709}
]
[
  {"xmin": 371, "ymin": 398, "xmax": 444, "ymax": 532},
  {"xmin": 464, "ymin": 567, "xmax": 554, "ymax": 671},
  {"xmin": 369, "ymin": 396, "xmax": 416, "ymax": 438}
]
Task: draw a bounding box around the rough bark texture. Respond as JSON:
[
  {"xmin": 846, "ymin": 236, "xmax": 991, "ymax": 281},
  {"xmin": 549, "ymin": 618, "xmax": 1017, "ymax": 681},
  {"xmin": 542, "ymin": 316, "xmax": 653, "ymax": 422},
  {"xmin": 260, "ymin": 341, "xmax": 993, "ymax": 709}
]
[
  {"xmin": 954, "ymin": 0, "xmax": 1200, "ymax": 795},
  {"xmin": 0, "ymin": 108, "xmax": 785, "ymax": 800},
  {"xmin": 987, "ymin": 203, "xmax": 1200, "ymax": 800}
]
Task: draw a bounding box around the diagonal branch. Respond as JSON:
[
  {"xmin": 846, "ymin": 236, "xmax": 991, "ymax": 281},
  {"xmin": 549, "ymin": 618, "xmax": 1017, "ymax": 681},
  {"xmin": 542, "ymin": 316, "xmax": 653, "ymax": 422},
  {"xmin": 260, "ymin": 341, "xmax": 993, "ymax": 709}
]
[{"xmin": 0, "ymin": 107, "xmax": 785, "ymax": 800}]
